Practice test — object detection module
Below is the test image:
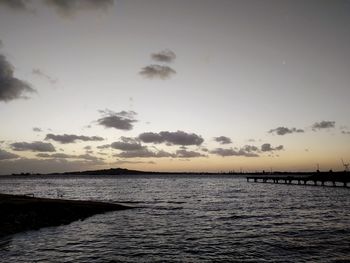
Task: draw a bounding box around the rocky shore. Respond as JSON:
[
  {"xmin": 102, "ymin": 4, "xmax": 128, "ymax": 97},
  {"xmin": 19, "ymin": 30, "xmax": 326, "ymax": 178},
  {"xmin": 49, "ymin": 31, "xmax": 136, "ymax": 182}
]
[{"xmin": 0, "ymin": 193, "xmax": 131, "ymax": 238}]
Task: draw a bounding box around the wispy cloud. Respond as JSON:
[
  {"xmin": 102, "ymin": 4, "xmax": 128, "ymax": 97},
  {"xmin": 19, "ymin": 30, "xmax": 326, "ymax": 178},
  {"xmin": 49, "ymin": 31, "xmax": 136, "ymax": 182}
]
[
  {"xmin": 0, "ymin": 0, "xmax": 114, "ymax": 17},
  {"xmin": 44, "ymin": 0, "xmax": 114, "ymax": 17},
  {"xmin": 45, "ymin": 133, "xmax": 104, "ymax": 144},
  {"xmin": 32, "ymin": 68, "xmax": 58, "ymax": 85},
  {"xmin": 10, "ymin": 141, "xmax": 56, "ymax": 152},
  {"xmin": 151, "ymin": 50, "xmax": 176, "ymax": 63},
  {"xmin": 33, "ymin": 127, "xmax": 42, "ymax": 132},
  {"xmin": 210, "ymin": 147, "xmax": 259, "ymax": 157},
  {"xmin": 312, "ymin": 121, "xmax": 335, "ymax": 131},
  {"xmin": 176, "ymin": 149, "xmax": 206, "ymax": 158},
  {"xmin": 139, "ymin": 65, "xmax": 176, "ymax": 80},
  {"xmin": 37, "ymin": 152, "xmax": 104, "ymax": 163},
  {"xmin": 269, "ymin": 127, "xmax": 304, "ymax": 136},
  {"xmin": 115, "ymin": 148, "xmax": 175, "ymax": 158}
]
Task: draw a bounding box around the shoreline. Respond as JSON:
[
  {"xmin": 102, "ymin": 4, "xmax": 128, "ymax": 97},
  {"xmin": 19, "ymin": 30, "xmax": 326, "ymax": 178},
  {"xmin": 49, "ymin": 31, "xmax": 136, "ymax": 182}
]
[{"xmin": 0, "ymin": 193, "xmax": 132, "ymax": 238}]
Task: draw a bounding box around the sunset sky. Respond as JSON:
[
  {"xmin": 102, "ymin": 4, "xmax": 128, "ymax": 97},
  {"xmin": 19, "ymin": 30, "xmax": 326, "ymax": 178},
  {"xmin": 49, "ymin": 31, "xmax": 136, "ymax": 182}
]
[{"xmin": 0, "ymin": 0, "xmax": 350, "ymax": 174}]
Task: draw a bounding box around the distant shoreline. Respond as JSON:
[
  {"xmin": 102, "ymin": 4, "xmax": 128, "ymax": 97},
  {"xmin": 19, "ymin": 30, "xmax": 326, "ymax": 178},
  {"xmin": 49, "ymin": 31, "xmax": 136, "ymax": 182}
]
[{"xmin": 2, "ymin": 167, "xmax": 348, "ymax": 177}]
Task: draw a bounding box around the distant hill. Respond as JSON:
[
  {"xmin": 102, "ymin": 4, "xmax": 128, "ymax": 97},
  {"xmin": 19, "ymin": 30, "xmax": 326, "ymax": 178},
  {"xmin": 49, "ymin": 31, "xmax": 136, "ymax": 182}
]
[{"xmin": 60, "ymin": 168, "xmax": 156, "ymax": 176}]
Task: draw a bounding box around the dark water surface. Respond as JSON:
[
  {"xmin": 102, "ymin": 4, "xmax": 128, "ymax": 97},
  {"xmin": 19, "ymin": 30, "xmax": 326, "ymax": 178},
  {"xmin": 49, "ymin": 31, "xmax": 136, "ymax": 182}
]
[{"xmin": 0, "ymin": 175, "xmax": 349, "ymax": 262}]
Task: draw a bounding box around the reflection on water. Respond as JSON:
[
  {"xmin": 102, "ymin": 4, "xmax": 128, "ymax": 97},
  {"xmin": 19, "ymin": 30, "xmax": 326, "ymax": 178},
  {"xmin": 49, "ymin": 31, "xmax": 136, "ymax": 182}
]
[{"xmin": 0, "ymin": 175, "xmax": 349, "ymax": 262}]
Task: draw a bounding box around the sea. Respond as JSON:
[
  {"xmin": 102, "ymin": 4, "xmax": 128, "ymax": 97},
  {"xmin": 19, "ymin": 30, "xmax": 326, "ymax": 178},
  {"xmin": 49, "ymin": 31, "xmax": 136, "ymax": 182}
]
[{"xmin": 0, "ymin": 174, "xmax": 349, "ymax": 263}]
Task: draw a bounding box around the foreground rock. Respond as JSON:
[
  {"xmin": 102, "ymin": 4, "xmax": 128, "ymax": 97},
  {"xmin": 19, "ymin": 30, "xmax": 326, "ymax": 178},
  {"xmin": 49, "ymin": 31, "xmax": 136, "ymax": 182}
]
[{"xmin": 0, "ymin": 193, "xmax": 131, "ymax": 238}]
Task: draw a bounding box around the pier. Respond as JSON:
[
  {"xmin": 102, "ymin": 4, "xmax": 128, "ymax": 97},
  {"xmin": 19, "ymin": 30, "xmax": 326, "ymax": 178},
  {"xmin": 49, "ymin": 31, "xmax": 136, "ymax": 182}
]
[{"xmin": 246, "ymin": 173, "xmax": 349, "ymax": 188}]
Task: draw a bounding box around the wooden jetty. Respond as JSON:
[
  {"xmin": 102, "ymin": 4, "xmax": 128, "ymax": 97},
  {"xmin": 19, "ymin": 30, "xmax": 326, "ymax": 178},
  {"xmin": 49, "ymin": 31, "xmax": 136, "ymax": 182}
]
[{"xmin": 246, "ymin": 172, "xmax": 349, "ymax": 188}]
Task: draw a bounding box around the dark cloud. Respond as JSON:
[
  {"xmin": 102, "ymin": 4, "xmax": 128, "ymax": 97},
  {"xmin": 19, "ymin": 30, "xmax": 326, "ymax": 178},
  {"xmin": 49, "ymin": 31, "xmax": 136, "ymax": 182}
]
[
  {"xmin": 261, "ymin": 143, "xmax": 284, "ymax": 152},
  {"xmin": 45, "ymin": 133, "xmax": 104, "ymax": 144},
  {"xmin": 0, "ymin": 0, "xmax": 28, "ymax": 11},
  {"xmin": 341, "ymin": 131, "xmax": 350, "ymax": 135},
  {"xmin": 45, "ymin": 0, "xmax": 114, "ymax": 17},
  {"xmin": 312, "ymin": 121, "xmax": 336, "ymax": 130},
  {"xmin": 269, "ymin": 127, "xmax": 304, "ymax": 136},
  {"xmin": 111, "ymin": 137, "xmax": 143, "ymax": 151},
  {"xmin": 210, "ymin": 147, "xmax": 259, "ymax": 157},
  {"xmin": 139, "ymin": 131, "xmax": 204, "ymax": 146},
  {"xmin": 97, "ymin": 110, "xmax": 137, "ymax": 130},
  {"xmin": 10, "ymin": 141, "xmax": 56, "ymax": 152},
  {"xmin": 32, "ymin": 68, "xmax": 57, "ymax": 85},
  {"xmin": 151, "ymin": 50, "xmax": 176, "ymax": 63},
  {"xmin": 0, "ymin": 149, "xmax": 19, "ymax": 160},
  {"xmin": 0, "ymin": 54, "xmax": 35, "ymax": 102},
  {"xmin": 138, "ymin": 132, "xmax": 164, "ymax": 144},
  {"xmin": 33, "ymin": 127, "xmax": 42, "ymax": 132},
  {"xmin": 214, "ymin": 136, "xmax": 232, "ymax": 144},
  {"xmin": 140, "ymin": 65, "xmax": 176, "ymax": 79},
  {"xmin": 115, "ymin": 148, "xmax": 175, "ymax": 158},
  {"xmin": 176, "ymin": 149, "xmax": 206, "ymax": 158}
]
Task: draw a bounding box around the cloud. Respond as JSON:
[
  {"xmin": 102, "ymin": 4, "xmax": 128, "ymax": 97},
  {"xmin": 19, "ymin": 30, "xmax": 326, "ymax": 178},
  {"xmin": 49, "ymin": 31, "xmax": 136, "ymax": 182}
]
[
  {"xmin": 0, "ymin": 149, "xmax": 19, "ymax": 160},
  {"xmin": 0, "ymin": 40, "xmax": 3, "ymax": 49},
  {"xmin": 261, "ymin": 143, "xmax": 284, "ymax": 152},
  {"xmin": 114, "ymin": 160, "xmax": 155, "ymax": 165},
  {"xmin": 210, "ymin": 147, "xmax": 259, "ymax": 157},
  {"xmin": 37, "ymin": 152, "xmax": 104, "ymax": 163},
  {"xmin": 312, "ymin": 121, "xmax": 336, "ymax": 130},
  {"xmin": 0, "ymin": 54, "xmax": 36, "ymax": 102},
  {"xmin": 0, "ymin": 0, "xmax": 28, "ymax": 11},
  {"xmin": 0, "ymin": 158, "xmax": 104, "ymax": 175},
  {"xmin": 151, "ymin": 50, "xmax": 176, "ymax": 63},
  {"xmin": 97, "ymin": 110, "xmax": 137, "ymax": 130},
  {"xmin": 33, "ymin": 127, "xmax": 42, "ymax": 132},
  {"xmin": 10, "ymin": 141, "xmax": 56, "ymax": 152},
  {"xmin": 269, "ymin": 127, "xmax": 304, "ymax": 135},
  {"xmin": 32, "ymin": 68, "xmax": 57, "ymax": 85},
  {"xmin": 139, "ymin": 65, "xmax": 176, "ymax": 79},
  {"xmin": 44, "ymin": 0, "xmax": 114, "ymax": 17},
  {"xmin": 241, "ymin": 145, "xmax": 259, "ymax": 152},
  {"xmin": 139, "ymin": 131, "xmax": 204, "ymax": 146},
  {"xmin": 45, "ymin": 133, "xmax": 104, "ymax": 144},
  {"xmin": 97, "ymin": 144, "xmax": 110, "ymax": 149},
  {"xmin": 37, "ymin": 153, "xmax": 72, "ymax": 158},
  {"xmin": 176, "ymin": 149, "xmax": 206, "ymax": 158},
  {"xmin": 341, "ymin": 131, "xmax": 350, "ymax": 135},
  {"xmin": 115, "ymin": 148, "xmax": 175, "ymax": 158},
  {"xmin": 111, "ymin": 137, "xmax": 143, "ymax": 151},
  {"xmin": 214, "ymin": 136, "xmax": 232, "ymax": 144}
]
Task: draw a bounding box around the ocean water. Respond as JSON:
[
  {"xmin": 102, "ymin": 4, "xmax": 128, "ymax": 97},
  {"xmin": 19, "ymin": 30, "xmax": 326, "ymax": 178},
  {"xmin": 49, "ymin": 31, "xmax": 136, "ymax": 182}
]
[{"xmin": 0, "ymin": 174, "xmax": 349, "ymax": 263}]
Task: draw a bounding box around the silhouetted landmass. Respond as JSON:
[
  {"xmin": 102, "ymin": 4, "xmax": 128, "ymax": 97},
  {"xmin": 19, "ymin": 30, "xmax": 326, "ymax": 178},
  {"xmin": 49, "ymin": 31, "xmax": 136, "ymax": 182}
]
[
  {"xmin": 0, "ymin": 193, "xmax": 132, "ymax": 238},
  {"xmin": 7, "ymin": 167, "xmax": 349, "ymax": 177}
]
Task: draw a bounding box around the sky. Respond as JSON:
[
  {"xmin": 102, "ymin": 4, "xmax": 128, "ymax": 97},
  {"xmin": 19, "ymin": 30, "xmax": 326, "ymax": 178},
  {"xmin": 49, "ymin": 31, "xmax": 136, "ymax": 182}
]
[{"xmin": 0, "ymin": 0, "xmax": 350, "ymax": 175}]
